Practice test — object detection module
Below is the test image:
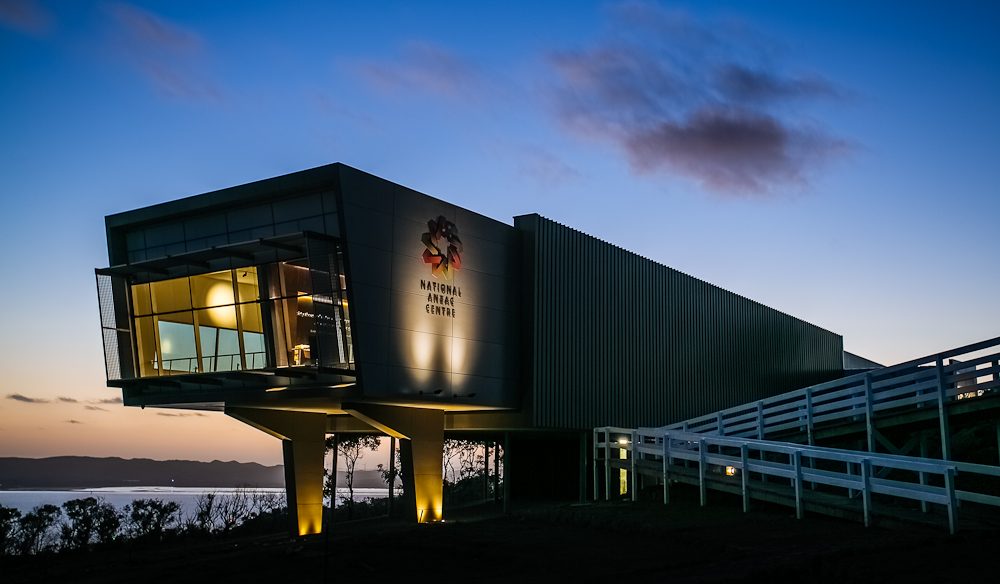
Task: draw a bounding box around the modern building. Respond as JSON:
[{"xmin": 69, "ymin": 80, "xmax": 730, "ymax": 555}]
[{"xmin": 96, "ymin": 163, "xmax": 844, "ymax": 535}]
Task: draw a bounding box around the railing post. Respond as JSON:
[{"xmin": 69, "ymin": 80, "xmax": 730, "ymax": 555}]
[
  {"xmin": 804, "ymin": 389, "xmax": 816, "ymax": 491},
  {"xmin": 592, "ymin": 428, "xmax": 599, "ymax": 502},
  {"xmin": 944, "ymin": 467, "xmax": 958, "ymax": 535},
  {"xmin": 861, "ymin": 459, "xmax": 872, "ymax": 528},
  {"xmin": 662, "ymin": 433, "xmax": 671, "ymax": 505},
  {"xmin": 698, "ymin": 438, "xmax": 707, "ymax": 507},
  {"xmin": 630, "ymin": 430, "xmax": 639, "ymax": 502},
  {"xmin": 805, "ymin": 388, "xmax": 814, "ymax": 446},
  {"xmin": 936, "ymin": 357, "xmax": 952, "ymax": 460},
  {"xmin": 740, "ymin": 443, "xmax": 750, "ymax": 513},
  {"xmin": 793, "ymin": 450, "xmax": 804, "ymax": 520},
  {"xmin": 682, "ymin": 422, "xmax": 690, "ymax": 470},
  {"xmin": 756, "ymin": 401, "xmax": 765, "ymax": 440},
  {"xmin": 864, "ymin": 373, "xmax": 875, "ymax": 452},
  {"xmin": 846, "ymin": 461, "xmax": 854, "ymax": 499},
  {"xmin": 717, "ymin": 411, "xmax": 724, "ymax": 436},
  {"xmin": 919, "ymin": 431, "xmax": 929, "ymax": 513}
]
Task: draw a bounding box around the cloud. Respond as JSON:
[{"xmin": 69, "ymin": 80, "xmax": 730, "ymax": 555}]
[
  {"xmin": 156, "ymin": 412, "xmax": 206, "ymax": 417},
  {"xmin": 92, "ymin": 397, "xmax": 123, "ymax": 405},
  {"xmin": 518, "ymin": 148, "xmax": 581, "ymax": 188},
  {"xmin": 109, "ymin": 2, "xmax": 199, "ymax": 52},
  {"xmin": 57, "ymin": 396, "xmax": 79, "ymax": 403},
  {"xmin": 84, "ymin": 405, "xmax": 108, "ymax": 412},
  {"xmin": 353, "ymin": 41, "xmax": 481, "ymax": 99},
  {"xmin": 108, "ymin": 3, "xmax": 220, "ymax": 101},
  {"xmin": 65, "ymin": 419, "xmax": 83, "ymax": 424},
  {"xmin": 625, "ymin": 107, "xmax": 847, "ymax": 193},
  {"xmin": 6, "ymin": 393, "xmax": 49, "ymax": 404},
  {"xmin": 547, "ymin": 1, "xmax": 850, "ymax": 196},
  {"xmin": 0, "ymin": 0, "xmax": 50, "ymax": 35},
  {"xmin": 715, "ymin": 65, "xmax": 843, "ymax": 103}
]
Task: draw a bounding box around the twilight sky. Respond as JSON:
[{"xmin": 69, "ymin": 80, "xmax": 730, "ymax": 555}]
[{"xmin": 1, "ymin": 0, "xmax": 998, "ymax": 465}]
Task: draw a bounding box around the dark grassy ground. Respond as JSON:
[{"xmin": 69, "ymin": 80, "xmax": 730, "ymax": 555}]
[{"xmin": 3, "ymin": 487, "xmax": 997, "ymax": 583}]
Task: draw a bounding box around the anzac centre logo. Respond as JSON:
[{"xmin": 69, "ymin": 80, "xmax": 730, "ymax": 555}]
[
  {"xmin": 421, "ymin": 215, "xmax": 463, "ymax": 281},
  {"xmin": 420, "ymin": 215, "xmax": 463, "ymax": 318}
]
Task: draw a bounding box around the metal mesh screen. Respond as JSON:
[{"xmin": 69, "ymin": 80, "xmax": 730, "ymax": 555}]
[
  {"xmin": 102, "ymin": 328, "xmax": 121, "ymax": 381},
  {"xmin": 95, "ymin": 272, "xmax": 134, "ymax": 381},
  {"xmin": 97, "ymin": 273, "xmax": 117, "ymax": 329}
]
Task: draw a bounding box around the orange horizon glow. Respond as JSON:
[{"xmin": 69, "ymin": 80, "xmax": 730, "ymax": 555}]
[{"xmin": 0, "ymin": 392, "xmax": 284, "ymax": 465}]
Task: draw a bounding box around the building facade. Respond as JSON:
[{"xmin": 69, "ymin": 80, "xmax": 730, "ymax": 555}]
[{"xmin": 96, "ymin": 163, "xmax": 844, "ymax": 534}]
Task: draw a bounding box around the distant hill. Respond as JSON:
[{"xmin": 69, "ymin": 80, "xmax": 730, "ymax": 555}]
[
  {"xmin": 0, "ymin": 457, "xmax": 285, "ymax": 489},
  {"xmin": 0, "ymin": 457, "xmax": 391, "ymax": 490}
]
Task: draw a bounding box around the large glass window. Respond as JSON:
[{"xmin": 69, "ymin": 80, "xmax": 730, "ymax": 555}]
[{"xmin": 129, "ymin": 260, "xmax": 351, "ymax": 377}]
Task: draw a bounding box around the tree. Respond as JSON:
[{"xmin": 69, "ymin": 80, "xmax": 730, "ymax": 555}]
[
  {"xmin": 442, "ymin": 439, "xmax": 483, "ymax": 484},
  {"xmin": 124, "ymin": 499, "xmax": 180, "ymax": 541},
  {"xmin": 214, "ymin": 489, "xmax": 251, "ymax": 533},
  {"xmin": 92, "ymin": 500, "xmax": 121, "ymax": 545},
  {"xmin": 325, "ymin": 434, "xmax": 381, "ymax": 518},
  {"xmin": 0, "ymin": 505, "xmax": 21, "ymax": 556},
  {"xmin": 376, "ymin": 448, "xmax": 403, "ymax": 497},
  {"xmin": 17, "ymin": 504, "xmax": 62, "ymax": 555},
  {"xmin": 59, "ymin": 497, "xmax": 120, "ymax": 549},
  {"xmin": 189, "ymin": 492, "xmax": 217, "ymax": 534},
  {"xmin": 60, "ymin": 497, "xmax": 102, "ymax": 550}
]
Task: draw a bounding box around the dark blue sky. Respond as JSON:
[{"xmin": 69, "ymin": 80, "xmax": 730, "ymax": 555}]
[{"xmin": 1, "ymin": 0, "xmax": 998, "ymax": 462}]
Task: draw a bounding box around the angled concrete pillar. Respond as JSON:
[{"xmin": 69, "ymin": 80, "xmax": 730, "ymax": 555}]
[
  {"xmin": 227, "ymin": 407, "xmax": 327, "ymax": 536},
  {"xmin": 344, "ymin": 404, "xmax": 444, "ymax": 523}
]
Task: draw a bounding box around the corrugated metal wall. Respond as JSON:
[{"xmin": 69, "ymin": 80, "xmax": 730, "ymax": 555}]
[{"xmin": 516, "ymin": 214, "xmax": 844, "ymax": 430}]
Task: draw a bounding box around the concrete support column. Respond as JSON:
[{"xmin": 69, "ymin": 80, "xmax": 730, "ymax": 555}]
[
  {"xmin": 344, "ymin": 404, "xmax": 444, "ymax": 523},
  {"xmin": 226, "ymin": 407, "xmax": 327, "ymax": 537}
]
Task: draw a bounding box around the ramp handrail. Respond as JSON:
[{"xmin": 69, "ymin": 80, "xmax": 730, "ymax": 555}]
[
  {"xmin": 593, "ymin": 426, "xmax": 1000, "ymax": 534},
  {"xmin": 658, "ymin": 337, "xmax": 1000, "ymax": 453}
]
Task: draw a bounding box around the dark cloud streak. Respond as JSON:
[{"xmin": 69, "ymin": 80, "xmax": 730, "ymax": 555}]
[
  {"xmin": 716, "ymin": 65, "xmax": 842, "ymax": 103},
  {"xmin": 109, "ymin": 2, "xmax": 199, "ymax": 52},
  {"xmin": 353, "ymin": 41, "xmax": 481, "ymax": 99},
  {"xmin": 7, "ymin": 393, "xmax": 49, "ymax": 404},
  {"xmin": 108, "ymin": 3, "xmax": 219, "ymax": 101},
  {"xmin": 156, "ymin": 412, "xmax": 206, "ymax": 417}
]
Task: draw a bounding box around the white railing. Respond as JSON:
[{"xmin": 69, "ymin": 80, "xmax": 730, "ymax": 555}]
[
  {"xmin": 594, "ymin": 427, "xmax": 1000, "ymax": 534},
  {"xmin": 662, "ymin": 336, "xmax": 1000, "ymax": 458}
]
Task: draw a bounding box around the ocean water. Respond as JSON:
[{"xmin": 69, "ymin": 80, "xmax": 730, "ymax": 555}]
[{"xmin": 0, "ymin": 486, "xmax": 390, "ymax": 516}]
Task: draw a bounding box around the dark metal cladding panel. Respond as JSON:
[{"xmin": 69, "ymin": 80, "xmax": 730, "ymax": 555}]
[
  {"xmin": 337, "ymin": 166, "xmax": 520, "ymax": 408},
  {"xmin": 515, "ymin": 214, "xmax": 844, "ymax": 430}
]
